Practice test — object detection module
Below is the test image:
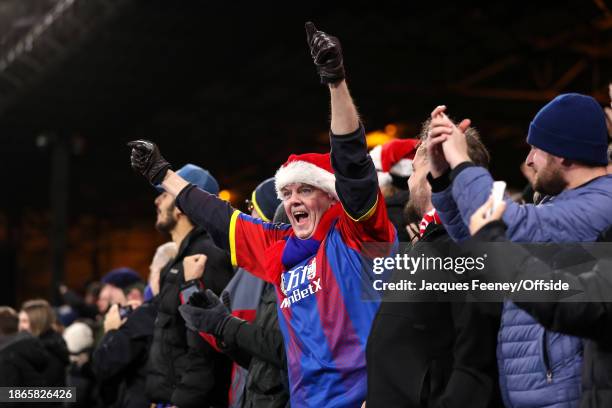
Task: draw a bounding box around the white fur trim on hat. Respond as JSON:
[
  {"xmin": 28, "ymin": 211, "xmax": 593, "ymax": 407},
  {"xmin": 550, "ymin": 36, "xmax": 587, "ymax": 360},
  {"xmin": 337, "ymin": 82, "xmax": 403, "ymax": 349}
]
[
  {"xmin": 390, "ymin": 158, "xmax": 413, "ymax": 178},
  {"xmin": 369, "ymin": 145, "xmax": 383, "ymax": 171},
  {"xmin": 377, "ymin": 171, "xmax": 393, "ymax": 187},
  {"xmin": 275, "ymin": 161, "xmax": 338, "ymax": 200}
]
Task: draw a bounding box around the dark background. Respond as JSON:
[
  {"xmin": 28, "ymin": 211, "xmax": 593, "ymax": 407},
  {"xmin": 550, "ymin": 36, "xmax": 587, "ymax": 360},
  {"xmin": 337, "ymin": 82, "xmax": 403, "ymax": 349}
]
[{"xmin": 0, "ymin": 0, "xmax": 610, "ymax": 306}]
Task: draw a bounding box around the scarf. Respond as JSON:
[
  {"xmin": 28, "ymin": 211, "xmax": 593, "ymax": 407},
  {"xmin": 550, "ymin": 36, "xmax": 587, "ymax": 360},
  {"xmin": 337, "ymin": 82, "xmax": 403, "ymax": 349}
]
[{"xmin": 419, "ymin": 208, "xmax": 441, "ymax": 236}]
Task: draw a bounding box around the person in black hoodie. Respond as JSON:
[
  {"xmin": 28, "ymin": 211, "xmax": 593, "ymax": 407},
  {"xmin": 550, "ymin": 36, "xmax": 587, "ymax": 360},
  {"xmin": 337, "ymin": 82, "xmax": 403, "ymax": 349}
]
[
  {"xmin": 366, "ymin": 122, "xmax": 501, "ymax": 408},
  {"xmin": 464, "ymin": 197, "xmax": 612, "ymax": 408},
  {"xmin": 19, "ymin": 299, "xmax": 69, "ymax": 388}
]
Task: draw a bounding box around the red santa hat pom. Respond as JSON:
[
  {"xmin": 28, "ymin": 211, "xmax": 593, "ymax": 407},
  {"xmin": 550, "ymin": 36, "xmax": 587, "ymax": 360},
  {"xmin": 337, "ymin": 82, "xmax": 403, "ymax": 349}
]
[
  {"xmin": 369, "ymin": 138, "xmax": 419, "ymax": 186},
  {"xmin": 274, "ymin": 153, "xmax": 338, "ymax": 200}
]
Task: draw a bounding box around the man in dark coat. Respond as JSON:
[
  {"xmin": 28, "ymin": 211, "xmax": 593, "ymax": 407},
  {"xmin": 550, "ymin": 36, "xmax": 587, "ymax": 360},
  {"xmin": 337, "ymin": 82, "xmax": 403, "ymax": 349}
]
[
  {"xmin": 366, "ymin": 125, "xmax": 502, "ymax": 408},
  {"xmin": 93, "ymin": 301, "xmax": 157, "ymax": 408},
  {"xmin": 144, "ymin": 163, "xmax": 234, "ymax": 408}
]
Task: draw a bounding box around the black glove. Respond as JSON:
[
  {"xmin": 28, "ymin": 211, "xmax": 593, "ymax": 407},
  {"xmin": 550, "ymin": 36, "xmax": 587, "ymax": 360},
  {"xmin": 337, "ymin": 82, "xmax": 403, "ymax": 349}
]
[
  {"xmin": 305, "ymin": 21, "xmax": 345, "ymax": 84},
  {"xmin": 178, "ymin": 289, "xmax": 232, "ymax": 337},
  {"xmin": 127, "ymin": 140, "xmax": 171, "ymax": 185}
]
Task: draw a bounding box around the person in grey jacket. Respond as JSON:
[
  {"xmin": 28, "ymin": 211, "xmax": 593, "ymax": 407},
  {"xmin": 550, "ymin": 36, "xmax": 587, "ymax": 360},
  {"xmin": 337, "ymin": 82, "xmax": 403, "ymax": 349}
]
[{"xmin": 425, "ymin": 93, "xmax": 612, "ymax": 407}]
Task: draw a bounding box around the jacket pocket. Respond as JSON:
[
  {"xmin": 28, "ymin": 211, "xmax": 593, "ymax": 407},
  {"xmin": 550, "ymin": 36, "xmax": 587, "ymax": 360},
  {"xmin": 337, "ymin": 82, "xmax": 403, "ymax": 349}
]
[{"xmin": 539, "ymin": 330, "xmax": 553, "ymax": 384}]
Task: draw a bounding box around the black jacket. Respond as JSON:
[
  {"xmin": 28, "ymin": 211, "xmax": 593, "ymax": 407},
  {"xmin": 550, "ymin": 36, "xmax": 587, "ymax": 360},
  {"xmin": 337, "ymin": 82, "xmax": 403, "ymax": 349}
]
[
  {"xmin": 146, "ymin": 226, "xmax": 234, "ymax": 407},
  {"xmin": 471, "ymin": 221, "xmax": 612, "ymax": 408},
  {"xmin": 39, "ymin": 329, "xmax": 69, "ymax": 387},
  {"xmin": 0, "ymin": 332, "xmax": 47, "ymax": 387},
  {"xmin": 366, "ymin": 223, "xmax": 502, "ymax": 408},
  {"xmin": 66, "ymin": 360, "xmax": 101, "ymax": 408},
  {"xmin": 92, "ymin": 301, "xmax": 157, "ymax": 408},
  {"xmin": 221, "ymin": 283, "xmax": 289, "ymax": 408},
  {"xmin": 0, "ymin": 332, "xmax": 48, "ymax": 408}
]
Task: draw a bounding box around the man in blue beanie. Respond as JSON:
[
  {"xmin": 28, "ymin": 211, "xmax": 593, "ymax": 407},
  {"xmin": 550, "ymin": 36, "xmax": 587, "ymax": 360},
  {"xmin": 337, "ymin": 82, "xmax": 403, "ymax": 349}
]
[{"xmin": 425, "ymin": 94, "xmax": 612, "ymax": 408}]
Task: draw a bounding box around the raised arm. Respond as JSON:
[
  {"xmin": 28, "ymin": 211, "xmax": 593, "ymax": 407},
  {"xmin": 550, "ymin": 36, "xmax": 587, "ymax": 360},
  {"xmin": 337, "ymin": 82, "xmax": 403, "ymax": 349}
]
[
  {"xmin": 305, "ymin": 21, "xmax": 358, "ymax": 135},
  {"xmin": 304, "ymin": 23, "xmax": 394, "ymax": 245}
]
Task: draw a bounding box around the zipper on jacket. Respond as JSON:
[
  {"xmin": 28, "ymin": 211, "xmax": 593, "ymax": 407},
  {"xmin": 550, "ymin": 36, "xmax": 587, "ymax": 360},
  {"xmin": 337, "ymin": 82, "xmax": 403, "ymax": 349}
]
[{"xmin": 542, "ymin": 331, "xmax": 553, "ymax": 383}]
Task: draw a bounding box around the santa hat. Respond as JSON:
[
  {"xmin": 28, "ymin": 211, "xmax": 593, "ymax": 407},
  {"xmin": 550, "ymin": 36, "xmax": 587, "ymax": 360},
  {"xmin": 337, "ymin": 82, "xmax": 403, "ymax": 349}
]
[
  {"xmin": 369, "ymin": 138, "xmax": 419, "ymax": 187},
  {"xmin": 274, "ymin": 153, "xmax": 338, "ymax": 200}
]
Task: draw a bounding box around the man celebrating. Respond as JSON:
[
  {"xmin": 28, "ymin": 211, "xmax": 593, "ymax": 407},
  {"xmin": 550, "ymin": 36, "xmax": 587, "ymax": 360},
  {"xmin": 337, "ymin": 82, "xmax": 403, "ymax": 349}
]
[{"xmin": 128, "ymin": 22, "xmax": 395, "ymax": 408}]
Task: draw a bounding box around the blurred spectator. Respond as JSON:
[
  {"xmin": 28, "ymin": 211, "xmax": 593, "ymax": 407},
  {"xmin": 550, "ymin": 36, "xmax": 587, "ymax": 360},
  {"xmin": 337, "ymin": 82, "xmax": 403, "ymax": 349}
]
[
  {"xmin": 59, "ymin": 281, "xmax": 102, "ymax": 321},
  {"xmin": 145, "ymin": 163, "xmax": 234, "ymax": 407},
  {"xmin": 93, "ymin": 298, "xmax": 156, "ymax": 408},
  {"xmin": 63, "ymin": 322, "xmax": 99, "ymax": 408},
  {"xmin": 92, "ymin": 240, "xmax": 172, "ymax": 408},
  {"xmin": 100, "ymin": 267, "xmax": 145, "ymax": 306},
  {"xmin": 19, "ymin": 299, "xmax": 69, "ymax": 388},
  {"xmin": 0, "ymin": 306, "xmax": 48, "ymax": 392},
  {"xmin": 144, "ymin": 241, "xmax": 178, "ymax": 301},
  {"xmin": 246, "ymin": 177, "xmax": 282, "ymax": 222},
  {"xmin": 94, "ymin": 268, "xmax": 145, "ymax": 346},
  {"xmin": 370, "ymin": 138, "xmax": 419, "ymax": 242},
  {"xmin": 366, "ymin": 123, "xmax": 500, "ymax": 407}
]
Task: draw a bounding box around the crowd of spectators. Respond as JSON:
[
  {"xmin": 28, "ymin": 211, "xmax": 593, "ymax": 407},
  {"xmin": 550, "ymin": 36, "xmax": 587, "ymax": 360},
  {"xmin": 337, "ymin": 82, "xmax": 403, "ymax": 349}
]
[{"xmin": 1, "ymin": 22, "xmax": 612, "ymax": 408}]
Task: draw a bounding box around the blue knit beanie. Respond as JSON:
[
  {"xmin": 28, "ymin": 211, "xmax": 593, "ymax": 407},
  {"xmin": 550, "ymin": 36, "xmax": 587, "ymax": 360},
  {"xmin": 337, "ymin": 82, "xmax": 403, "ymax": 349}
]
[{"xmin": 527, "ymin": 93, "xmax": 608, "ymax": 165}]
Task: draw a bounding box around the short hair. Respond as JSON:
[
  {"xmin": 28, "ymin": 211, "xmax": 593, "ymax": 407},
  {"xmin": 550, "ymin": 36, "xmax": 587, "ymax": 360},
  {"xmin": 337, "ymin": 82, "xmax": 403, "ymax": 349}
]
[
  {"xmin": 0, "ymin": 307, "xmax": 18, "ymax": 335},
  {"xmin": 21, "ymin": 299, "xmax": 56, "ymax": 337},
  {"xmin": 419, "ymin": 117, "xmax": 490, "ymax": 168}
]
